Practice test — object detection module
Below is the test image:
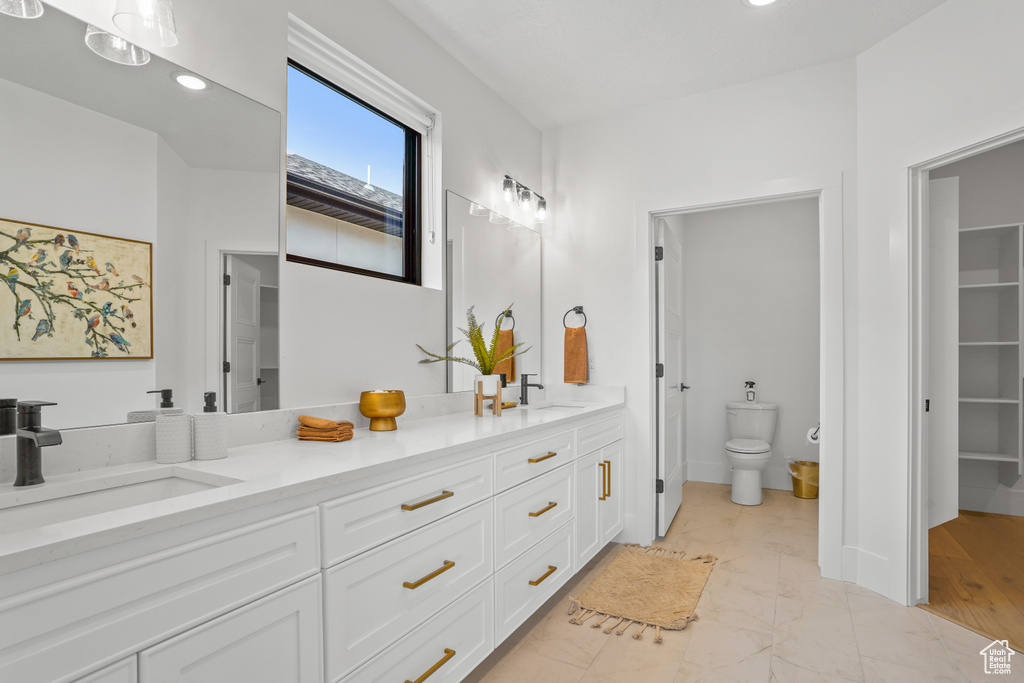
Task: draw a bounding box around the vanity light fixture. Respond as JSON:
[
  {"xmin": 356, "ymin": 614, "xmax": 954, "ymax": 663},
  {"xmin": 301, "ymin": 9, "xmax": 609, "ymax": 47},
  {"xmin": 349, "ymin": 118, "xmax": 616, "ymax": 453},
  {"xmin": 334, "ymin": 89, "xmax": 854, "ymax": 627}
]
[
  {"xmin": 0, "ymin": 0, "xmax": 44, "ymax": 19},
  {"xmin": 468, "ymin": 202, "xmax": 489, "ymax": 216},
  {"xmin": 502, "ymin": 174, "xmax": 548, "ymax": 225},
  {"xmin": 174, "ymin": 72, "xmax": 206, "ymax": 90},
  {"xmin": 113, "ymin": 0, "xmax": 178, "ymax": 48},
  {"xmin": 85, "ymin": 24, "xmax": 151, "ymax": 66}
]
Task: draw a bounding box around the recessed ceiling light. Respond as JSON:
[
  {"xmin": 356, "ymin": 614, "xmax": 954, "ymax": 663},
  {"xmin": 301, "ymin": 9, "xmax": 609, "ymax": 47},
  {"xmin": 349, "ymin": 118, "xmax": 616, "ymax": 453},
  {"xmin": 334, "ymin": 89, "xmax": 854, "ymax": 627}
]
[
  {"xmin": 174, "ymin": 73, "xmax": 207, "ymax": 90},
  {"xmin": 744, "ymin": 0, "xmax": 777, "ymax": 6}
]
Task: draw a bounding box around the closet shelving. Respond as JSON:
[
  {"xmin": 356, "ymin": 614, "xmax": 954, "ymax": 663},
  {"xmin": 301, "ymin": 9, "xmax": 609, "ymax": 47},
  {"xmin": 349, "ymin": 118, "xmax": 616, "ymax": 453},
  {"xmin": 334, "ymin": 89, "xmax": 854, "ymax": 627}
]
[{"xmin": 958, "ymin": 223, "xmax": 1024, "ymax": 473}]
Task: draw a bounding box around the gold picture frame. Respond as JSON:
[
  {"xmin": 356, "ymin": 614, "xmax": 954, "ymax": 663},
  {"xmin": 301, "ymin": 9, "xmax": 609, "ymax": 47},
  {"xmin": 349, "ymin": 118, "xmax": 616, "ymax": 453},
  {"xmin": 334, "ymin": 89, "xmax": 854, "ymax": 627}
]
[{"xmin": 0, "ymin": 217, "xmax": 153, "ymax": 360}]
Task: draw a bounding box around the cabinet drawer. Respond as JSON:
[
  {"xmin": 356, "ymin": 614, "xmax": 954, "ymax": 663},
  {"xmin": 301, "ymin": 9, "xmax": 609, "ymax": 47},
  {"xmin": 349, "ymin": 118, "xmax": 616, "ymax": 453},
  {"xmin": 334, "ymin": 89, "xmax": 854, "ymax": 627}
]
[
  {"xmin": 321, "ymin": 454, "xmax": 492, "ymax": 566},
  {"xmin": 0, "ymin": 508, "xmax": 319, "ymax": 683},
  {"xmin": 494, "ymin": 464, "xmax": 574, "ymax": 568},
  {"xmin": 342, "ymin": 578, "xmax": 494, "ymax": 683},
  {"xmin": 578, "ymin": 414, "xmax": 623, "ymax": 455},
  {"xmin": 494, "ymin": 521, "xmax": 573, "ymax": 642},
  {"xmin": 138, "ymin": 575, "xmax": 322, "ymax": 683},
  {"xmin": 494, "ymin": 428, "xmax": 575, "ymax": 492},
  {"xmin": 324, "ymin": 501, "xmax": 493, "ymax": 680},
  {"xmin": 74, "ymin": 657, "xmax": 136, "ymax": 683}
]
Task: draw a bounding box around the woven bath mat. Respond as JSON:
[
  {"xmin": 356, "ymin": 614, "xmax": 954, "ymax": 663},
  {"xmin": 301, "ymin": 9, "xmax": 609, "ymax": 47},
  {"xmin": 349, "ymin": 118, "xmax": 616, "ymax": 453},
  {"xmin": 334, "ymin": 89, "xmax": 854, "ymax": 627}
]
[{"xmin": 568, "ymin": 544, "xmax": 716, "ymax": 643}]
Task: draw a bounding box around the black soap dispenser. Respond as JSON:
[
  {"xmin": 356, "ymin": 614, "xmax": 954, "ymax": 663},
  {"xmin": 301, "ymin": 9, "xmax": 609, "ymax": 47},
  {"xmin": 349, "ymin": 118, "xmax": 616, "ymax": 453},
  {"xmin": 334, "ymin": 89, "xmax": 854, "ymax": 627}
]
[
  {"xmin": 148, "ymin": 388, "xmax": 174, "ymax": 408},
  {"xmin": 745, "ymin": 381, "xmax": 756, "ymax": 403}
]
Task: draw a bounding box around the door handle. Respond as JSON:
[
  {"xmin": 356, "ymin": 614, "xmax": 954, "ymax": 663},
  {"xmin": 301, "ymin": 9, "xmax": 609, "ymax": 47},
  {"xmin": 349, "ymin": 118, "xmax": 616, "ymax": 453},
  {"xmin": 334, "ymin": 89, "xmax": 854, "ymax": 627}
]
[
  {"xmin": 598, "ymin": 462, "xmax": 607, "ymax": 500},
  {"xmin": 680, "ymin": 384, "xmax": 690, "ymax": 392},
  {"xmin": 603, "ymin": 459, "xmax": 612, "ymax": 499}
]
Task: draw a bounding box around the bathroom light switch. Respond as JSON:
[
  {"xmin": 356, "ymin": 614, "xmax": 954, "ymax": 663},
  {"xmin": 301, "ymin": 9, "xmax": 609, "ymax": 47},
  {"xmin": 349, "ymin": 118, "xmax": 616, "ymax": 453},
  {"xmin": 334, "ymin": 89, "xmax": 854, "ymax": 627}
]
[{"xmin": 589, "ymin": 354, "xmax": 596, "ymax": 370}]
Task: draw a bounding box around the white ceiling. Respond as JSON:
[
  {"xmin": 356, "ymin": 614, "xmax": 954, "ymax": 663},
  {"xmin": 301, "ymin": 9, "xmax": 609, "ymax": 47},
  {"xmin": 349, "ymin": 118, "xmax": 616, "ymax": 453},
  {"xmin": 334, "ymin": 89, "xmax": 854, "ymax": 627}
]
[{"xmin": 387, "ymin": 0, "xmax": 948, "ymax": 130}]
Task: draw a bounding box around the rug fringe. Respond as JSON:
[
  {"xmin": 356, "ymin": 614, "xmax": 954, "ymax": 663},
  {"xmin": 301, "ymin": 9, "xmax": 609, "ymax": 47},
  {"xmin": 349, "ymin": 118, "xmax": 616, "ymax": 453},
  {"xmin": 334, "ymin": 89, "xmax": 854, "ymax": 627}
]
[
  {"xmin": 632, "ymin": 623, "xmax": 649, "ymax": 640},
  {"xmin": 655, "ymin": 625, "xmax": 663, "ymax": 643},
  {"xmin": 567, "ymin": 597, "xmax": 580, "ymax": 615},
  {"xmin": 570, "ymin": 609, "xmax": 596, "ymax": 626},
  {"xmin": 616, "ymin": 619, "xmax": 633, "ymax": 636},
  {"xmin": 591, "ymin": 613, "xmax": 611, "ymax": 629},
  {"xmin": 603, "ymin": 617, "xmax": 625, "ymax": 634}
]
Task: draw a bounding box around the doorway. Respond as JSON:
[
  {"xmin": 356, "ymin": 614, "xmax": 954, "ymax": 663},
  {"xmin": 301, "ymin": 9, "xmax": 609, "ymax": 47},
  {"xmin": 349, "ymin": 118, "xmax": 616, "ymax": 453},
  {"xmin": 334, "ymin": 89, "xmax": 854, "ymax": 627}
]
[
  {"xmin": 654, "ymin": 196, "xmax": 822, "ymax": 538},
  {"xmin": 911, "ymin": 134, "xmax": 1024, "ymax": 648},
  {"xmin": 223, "ymin": 253, "xmax": 280, "ymax": 413}
]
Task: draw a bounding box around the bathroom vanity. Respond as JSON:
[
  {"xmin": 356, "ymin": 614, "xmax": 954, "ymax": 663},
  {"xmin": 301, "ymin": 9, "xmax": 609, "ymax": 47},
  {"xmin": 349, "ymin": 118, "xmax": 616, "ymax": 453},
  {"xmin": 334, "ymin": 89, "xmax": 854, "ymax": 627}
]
[{"xmin": 0, "ymin": 396, "xmax": 623, "ymax": 683}]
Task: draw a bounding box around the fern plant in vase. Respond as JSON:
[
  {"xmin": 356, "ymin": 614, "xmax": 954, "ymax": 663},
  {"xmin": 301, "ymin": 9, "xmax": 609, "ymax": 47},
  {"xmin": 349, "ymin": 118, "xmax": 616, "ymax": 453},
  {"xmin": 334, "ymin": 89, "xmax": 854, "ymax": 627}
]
[{"xmin": 417, "ymin": 305, "xmax": 530, "ymax": 395}]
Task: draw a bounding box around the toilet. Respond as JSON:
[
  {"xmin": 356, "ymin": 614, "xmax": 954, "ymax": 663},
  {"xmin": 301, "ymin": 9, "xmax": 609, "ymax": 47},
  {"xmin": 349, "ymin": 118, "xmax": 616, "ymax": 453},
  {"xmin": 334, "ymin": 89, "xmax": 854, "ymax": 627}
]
[{"xmin": 725, "ymin": 401, "xmax": 778, "ymax": 505}]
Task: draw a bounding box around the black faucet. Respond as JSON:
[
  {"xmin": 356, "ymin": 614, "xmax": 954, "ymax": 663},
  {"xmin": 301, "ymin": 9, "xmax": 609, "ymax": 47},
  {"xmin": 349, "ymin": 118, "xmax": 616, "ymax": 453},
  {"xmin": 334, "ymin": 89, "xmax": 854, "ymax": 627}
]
[
  {"xmin": 519, "ymin": 373, "xmax": 544, "ymax": 406},
  {"xmin": 15, "ymin": 401, "xmax": 62, "ymax": 487}
]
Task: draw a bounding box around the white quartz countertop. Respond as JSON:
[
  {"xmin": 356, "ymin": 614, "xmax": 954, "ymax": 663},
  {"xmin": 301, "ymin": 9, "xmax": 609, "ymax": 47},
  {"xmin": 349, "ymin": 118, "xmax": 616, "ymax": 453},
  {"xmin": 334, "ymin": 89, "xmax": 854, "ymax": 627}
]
[{"xmin": 0, "ymin": 398, "xmax": 622, "ymax": 573}]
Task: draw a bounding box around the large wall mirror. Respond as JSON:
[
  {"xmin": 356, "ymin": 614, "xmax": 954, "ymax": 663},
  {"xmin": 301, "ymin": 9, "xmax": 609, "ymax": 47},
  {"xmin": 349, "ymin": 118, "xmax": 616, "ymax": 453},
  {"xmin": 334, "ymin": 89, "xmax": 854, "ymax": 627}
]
[
  {"xmin": 0, "ymin": 3, "xmax": 281, "ymax": 428},
  {"xmin": 446, "ymin": 191, "xmax": 541, "ymax": 393}
]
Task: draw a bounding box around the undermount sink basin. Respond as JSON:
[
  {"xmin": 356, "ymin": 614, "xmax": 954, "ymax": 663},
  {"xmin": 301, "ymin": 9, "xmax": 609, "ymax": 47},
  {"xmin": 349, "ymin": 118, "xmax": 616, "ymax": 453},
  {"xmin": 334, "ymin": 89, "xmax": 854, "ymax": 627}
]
[
  {"xmin": 0, "ymin": 467, "xmax": 242, "ymax": 534},
  {"xmin": 528, "ymin": 402, "xmax": 588, "ymax": 410}
]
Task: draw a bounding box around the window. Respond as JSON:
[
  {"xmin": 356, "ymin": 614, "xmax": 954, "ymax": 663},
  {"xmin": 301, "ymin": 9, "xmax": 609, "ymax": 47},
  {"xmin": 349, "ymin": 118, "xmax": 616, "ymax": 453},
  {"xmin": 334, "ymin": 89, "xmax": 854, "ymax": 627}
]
[{"xmin": 285, "ymin": 60, "xmax": 421, "ymax": 284}]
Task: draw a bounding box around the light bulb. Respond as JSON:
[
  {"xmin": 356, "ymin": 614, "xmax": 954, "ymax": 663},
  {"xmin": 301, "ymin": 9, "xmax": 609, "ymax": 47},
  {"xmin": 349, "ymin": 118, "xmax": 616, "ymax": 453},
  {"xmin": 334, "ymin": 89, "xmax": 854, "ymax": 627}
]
[
  {"xmin": 518, "ymin": 188, "xmax": 532, "ymax": 210},
  {"xmin": 502, "ymin": 176, "xmax": 516, "ymax": 203},
  {"xmin": 536, "ymin": 198, "xmax": 548, "ymax": 223}
]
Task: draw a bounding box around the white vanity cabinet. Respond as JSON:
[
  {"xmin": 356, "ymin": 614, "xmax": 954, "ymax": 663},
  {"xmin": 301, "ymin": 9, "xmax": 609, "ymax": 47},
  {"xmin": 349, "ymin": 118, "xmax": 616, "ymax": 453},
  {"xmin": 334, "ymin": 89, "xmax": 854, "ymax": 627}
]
[
  {"xmin": 138, "ymin": 575, "xmax": 322, "ymax": 683},
  {"xmin": 576, "ymin": 415, "xmax": 624, "ymax": 568}
]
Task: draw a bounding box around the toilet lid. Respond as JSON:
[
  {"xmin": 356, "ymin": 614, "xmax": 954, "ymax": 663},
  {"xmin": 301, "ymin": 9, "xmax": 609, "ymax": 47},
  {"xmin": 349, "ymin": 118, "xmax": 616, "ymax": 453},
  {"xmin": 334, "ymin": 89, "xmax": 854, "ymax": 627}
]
[{"xmin": 726, "ymin": 438, "xmax": 771, "ymax": 454}]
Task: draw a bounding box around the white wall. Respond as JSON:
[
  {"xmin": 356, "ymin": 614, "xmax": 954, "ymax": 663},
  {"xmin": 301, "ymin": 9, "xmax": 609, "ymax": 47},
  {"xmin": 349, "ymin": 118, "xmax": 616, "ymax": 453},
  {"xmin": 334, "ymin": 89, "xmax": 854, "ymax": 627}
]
[
  {"xmin": 47, "ymin": 0, "xmax": 543, "ymax": 410},
  {"xmin": 541, "ymin": 59, "xmax": 856, "ymax": 556},
  {"xmin": 931, "ymin": 141, "xmax": 1024, "ymax": 517},
  {"xmin": 0, "ymin": 78, "xmax": 158, "ymax": 429},
  {"xmin": 854, "ymin": 0, "xmax": 1024, "ymax": 601},
  {"xmin": 681, "ymin": 199, "xmax": 820, "ymax": 491}
]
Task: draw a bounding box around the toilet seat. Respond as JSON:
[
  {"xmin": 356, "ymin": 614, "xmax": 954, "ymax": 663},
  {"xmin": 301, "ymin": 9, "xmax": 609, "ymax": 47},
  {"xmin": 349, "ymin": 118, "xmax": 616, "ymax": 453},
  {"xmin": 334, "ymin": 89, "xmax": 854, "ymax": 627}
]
[{"xmin": 725, "ymin": 438, "xmax": 771, "ymax": 455}]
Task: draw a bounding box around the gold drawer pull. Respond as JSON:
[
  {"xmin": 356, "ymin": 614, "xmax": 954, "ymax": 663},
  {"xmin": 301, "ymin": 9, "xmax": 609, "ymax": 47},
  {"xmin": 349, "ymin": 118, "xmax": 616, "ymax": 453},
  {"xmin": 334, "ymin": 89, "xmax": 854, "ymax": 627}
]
[
  {"xmin": 401, "ymin": 490, "xmax": 454, "ymax": 511},
  {"xmin": 598, "ymin": 462, "xmax": 608, "ymax": 501},
  {"xmin": 403, "ymin": 560, "xmax": 455, "ymax": 589},
  {"xmin": 528, "ymin": 451, "xmax": 557, "ymax": 463},
  {"xmin": 529, "ymin": 501, "xmax": 557, "ymax": 517},
  {"xmin": 529, "ymin": 565, "xmax": 557, "ymax": 586},
  {"xmin": 604, "ymin": 459, "xmax": 612, "ymax": 499},
  {"xmin": 405, "ymin": 648, "xmax": 456, "ymax": 683}
]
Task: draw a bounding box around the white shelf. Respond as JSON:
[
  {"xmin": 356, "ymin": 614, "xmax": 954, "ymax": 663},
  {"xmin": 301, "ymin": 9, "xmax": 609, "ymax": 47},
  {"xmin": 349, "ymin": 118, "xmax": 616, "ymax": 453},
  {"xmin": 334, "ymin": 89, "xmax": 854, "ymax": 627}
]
[
  {"xmin": 959, "ymin": 397, "xmax": 1020, "ymax": 404},
  {"xmin": 959, "ymin": 223, "xmax": 1024, "ymax": 234},
  {"xmin": 959, "ymin": 282, "xmax": 1019, "ymax": 290},
  {"xmin": 959, "ymin": 451, "xmax": 1020, "ymax": 463},
  {"xmin": 960, "ymin": 341, "xmax": 1019, "ymax": 346}
]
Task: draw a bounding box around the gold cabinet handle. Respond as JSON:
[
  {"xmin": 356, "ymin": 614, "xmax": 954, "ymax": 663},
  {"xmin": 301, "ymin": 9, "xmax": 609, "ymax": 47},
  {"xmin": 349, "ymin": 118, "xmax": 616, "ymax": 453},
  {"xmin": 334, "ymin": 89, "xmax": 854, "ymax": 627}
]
[
  {"xmin": 401, "ymin": 490, "xmax": 454, "ymax": 511},
  {"xmin": 403, "ymin": 560, "xmax": 455, "ymax": 589},
  {"xmin": 604, "ymin": 459, "xmax": 612, "ymax": 499},
  {"xmin": 529, "ymin": 501, "xmax": 557, "ymax": 517},
  {"xmin": 529, "ymin": 565, "xmax": 557, "ymax": 586},
  {"xmin": 405, "ymin": 648, "xmax": 456, "ymax": 683},
  {"xmin": 528, "ymin": 451, "xmax": 557, "ymax": 463},
  {"xmin": 598, "ymin": 462, "xmax": 608, "ymax": 501}
]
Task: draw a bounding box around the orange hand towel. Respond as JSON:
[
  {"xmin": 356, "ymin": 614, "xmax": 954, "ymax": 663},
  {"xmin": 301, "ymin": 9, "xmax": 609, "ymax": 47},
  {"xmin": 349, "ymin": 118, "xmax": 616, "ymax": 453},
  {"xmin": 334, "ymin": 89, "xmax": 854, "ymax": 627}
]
[
  {"xmin": 298, "ymin": 432, "xmax": 353, "ymax": 443},
  {"xmin": 564, "ymin": 326, "xmax": 588, "ymax": 384},
  {"xmin": 298, "ymin": 415, "xmax": 354, "ymax": 430},
  {"xmin": 493, "ymin": 329, "xmax": 517, "ymax": 383},
  {"xmin": 297, "ymin": 427, "xmax": 353, "ymax": 438}
]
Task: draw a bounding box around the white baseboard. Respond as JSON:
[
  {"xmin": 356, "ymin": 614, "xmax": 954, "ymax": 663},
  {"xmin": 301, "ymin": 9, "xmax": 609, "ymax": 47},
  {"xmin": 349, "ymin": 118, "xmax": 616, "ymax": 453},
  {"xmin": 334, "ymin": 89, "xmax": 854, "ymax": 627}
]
[
  {"xmin": 959, "ymin": 485, "xmax": 1024, "ymax": 517},
  {"xmin": 842, "ymin": 546, "xmax": 891, "ymax": 600},
  {"xmin": 687, "ymin": 461, "xmax": 796, "ymax": 492}
]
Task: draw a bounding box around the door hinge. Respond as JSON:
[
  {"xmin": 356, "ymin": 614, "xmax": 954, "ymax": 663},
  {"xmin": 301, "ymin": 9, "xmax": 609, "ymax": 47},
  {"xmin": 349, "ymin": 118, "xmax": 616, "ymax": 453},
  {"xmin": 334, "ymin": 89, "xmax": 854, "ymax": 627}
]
[
  {"xmin": 224, "ymin": 274, "xmax": 231, "ymax": 286},
  {"xmin": 223, "ymin": 361, "xmax": 231, "ymax": 373},
  {"xmin": 925, "ymin": 399, "xmax": 930, "ymax": 412},
  {"xmin": 656, "ymin": 363, "xmax": 664, "ymax": 378},
  {"xmin": 656, "ymin": 479, "xmax": 665, "ymax": 494},
  {"xmin": 654, "ymin": 246, "xmax": 664, "ymax": 261}
]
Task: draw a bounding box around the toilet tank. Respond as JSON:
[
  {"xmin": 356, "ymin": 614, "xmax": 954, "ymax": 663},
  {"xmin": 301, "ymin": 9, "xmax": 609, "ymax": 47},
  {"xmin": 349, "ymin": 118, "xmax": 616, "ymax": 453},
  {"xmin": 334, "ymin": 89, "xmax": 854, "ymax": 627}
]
[{"xmin": 726, "ymin": 402, "xmax": 778, "ymax": 443}]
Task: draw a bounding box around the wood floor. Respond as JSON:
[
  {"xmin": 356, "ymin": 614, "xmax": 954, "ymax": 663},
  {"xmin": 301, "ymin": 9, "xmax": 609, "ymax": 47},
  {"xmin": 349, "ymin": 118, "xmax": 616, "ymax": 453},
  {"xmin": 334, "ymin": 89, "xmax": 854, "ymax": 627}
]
[{"xmin": 921, "ymin": 509, "xmax": 1024, "ymax": 653}]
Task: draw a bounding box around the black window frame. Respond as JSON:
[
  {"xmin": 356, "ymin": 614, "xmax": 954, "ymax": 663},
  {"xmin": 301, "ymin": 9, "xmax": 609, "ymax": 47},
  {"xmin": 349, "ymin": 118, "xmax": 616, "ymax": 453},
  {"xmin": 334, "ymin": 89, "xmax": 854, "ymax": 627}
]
[{"xmin": 285, "ymin": 59, "xmax": 422, "ymax": 286}]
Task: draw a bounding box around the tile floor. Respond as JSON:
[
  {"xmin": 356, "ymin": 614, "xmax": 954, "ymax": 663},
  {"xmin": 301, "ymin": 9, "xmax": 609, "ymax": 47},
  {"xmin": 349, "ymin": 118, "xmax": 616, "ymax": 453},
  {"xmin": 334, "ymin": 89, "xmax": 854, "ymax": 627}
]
[{"xmin": 465, "ymin": 481, "xmax": 1018, "ymax": 682}]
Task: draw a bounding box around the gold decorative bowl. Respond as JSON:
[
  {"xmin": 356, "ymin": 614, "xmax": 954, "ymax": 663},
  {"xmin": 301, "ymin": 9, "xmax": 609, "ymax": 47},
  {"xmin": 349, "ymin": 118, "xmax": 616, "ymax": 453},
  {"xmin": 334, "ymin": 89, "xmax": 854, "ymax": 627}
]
[{"xmin": 359, "ymin": 390, "xmax": 406, "ymax": 431}]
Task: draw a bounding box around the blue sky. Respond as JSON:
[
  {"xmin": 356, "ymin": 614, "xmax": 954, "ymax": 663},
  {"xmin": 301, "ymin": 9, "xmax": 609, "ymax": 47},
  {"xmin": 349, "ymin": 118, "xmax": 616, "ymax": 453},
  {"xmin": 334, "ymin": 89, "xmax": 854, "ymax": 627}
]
[{"xmin": 287, "ymin": 65, "xmax": 405, "ymax": 196}]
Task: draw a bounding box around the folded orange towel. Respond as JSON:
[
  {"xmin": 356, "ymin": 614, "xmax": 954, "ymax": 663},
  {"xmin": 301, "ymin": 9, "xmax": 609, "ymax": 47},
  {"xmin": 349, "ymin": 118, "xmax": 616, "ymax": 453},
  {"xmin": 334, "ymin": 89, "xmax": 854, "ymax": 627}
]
[
  {"xmin": 493, "ymin": 329, "xmax": 517, "ymax": 383},
  {"xmin": 297, "ymin": 427, "xmax": 353, "ymax": 438},
  {"xmin": 298, "ymin": 432, "xmax": 353, "ymax": 443},
  {"xmin": 298, "ymin": 415, "xmax": 354, "ymax": 430},
  {"xmin": 564, "ymin": 326, "xmax": 588, "ymax": 384}
]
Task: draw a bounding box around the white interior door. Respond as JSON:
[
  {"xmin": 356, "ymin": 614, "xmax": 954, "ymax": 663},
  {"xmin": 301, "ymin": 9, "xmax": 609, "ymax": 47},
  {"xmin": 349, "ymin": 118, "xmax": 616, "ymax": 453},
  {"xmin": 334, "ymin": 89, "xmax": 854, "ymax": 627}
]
[
  {"xmin": 927, "ymin": 177, "xmax": 960, "ymax": 528},
  {"xmin": 657, "ymin": 219, "xmax": 686, "ymax": 537},
  {"xmin": 225, "ymin": 256, "xmax": 261, "ymax": 414}
]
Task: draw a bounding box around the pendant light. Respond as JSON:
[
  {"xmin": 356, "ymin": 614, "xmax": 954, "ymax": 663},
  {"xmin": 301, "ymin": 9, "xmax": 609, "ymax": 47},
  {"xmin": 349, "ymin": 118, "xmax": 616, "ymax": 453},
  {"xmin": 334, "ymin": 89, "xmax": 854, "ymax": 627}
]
[
  {"xmin": 0, "ymin": 0, "xmax": 44, "ymax": 19},
  {"xmin": 85, "ymin": 24, "xmax": 151, "ymax": 66},
  {"xmin": 113, "ymin": 0, "xmax": 178, "ymax": 48}
]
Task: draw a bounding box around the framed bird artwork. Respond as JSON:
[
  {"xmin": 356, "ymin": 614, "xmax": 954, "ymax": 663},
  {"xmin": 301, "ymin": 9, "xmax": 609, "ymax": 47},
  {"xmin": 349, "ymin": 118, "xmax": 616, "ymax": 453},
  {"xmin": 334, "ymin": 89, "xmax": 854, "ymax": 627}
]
[{"xmin": 0, "ymin": 217, "xmax": 153, "ymax": 360}]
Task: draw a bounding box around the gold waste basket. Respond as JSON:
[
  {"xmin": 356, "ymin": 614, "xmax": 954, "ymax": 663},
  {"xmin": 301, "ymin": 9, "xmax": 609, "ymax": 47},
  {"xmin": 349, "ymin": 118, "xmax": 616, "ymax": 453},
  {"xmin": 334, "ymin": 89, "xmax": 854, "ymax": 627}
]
[{"xmin": 790, "ymin": 461, "xmax": 819, "ymax": 499}]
